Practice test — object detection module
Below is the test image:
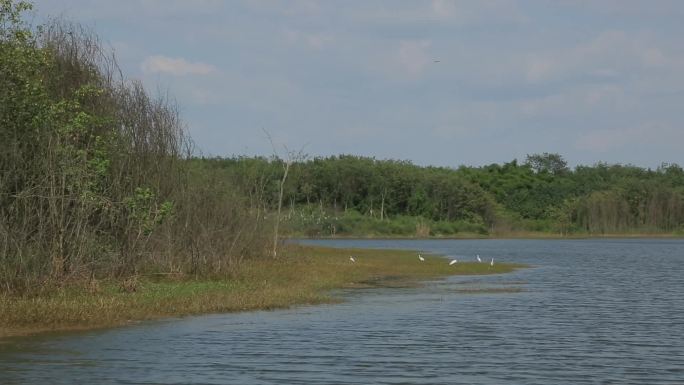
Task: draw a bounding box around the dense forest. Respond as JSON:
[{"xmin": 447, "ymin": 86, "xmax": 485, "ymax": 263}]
[
  {"xmin": 2, "ymin": 1, "xmax": 683, "ymax": 295},
  {"xmin": 197, "ymin": 154, "xmax": 684, "ymax": 237}
]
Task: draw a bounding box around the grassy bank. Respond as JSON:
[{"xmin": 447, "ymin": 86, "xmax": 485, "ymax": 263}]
[{"xmin": 0, "ymin": 245, "xmax": 523, "ymax": 338}]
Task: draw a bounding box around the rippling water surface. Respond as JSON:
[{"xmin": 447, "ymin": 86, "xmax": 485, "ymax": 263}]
[{"xmin": 2, "ymin": 239, "xmax": 684, "ymax": 384}]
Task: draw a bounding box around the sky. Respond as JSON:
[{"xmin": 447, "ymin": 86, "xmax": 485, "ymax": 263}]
[{"xmin": 30, "ymin": 0, "xmax": 684, "ymax": 169}]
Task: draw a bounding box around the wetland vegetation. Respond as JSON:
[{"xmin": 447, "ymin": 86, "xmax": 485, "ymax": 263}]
[
  {"xmin": 0, "ymin": 1, "xmax": 681, "ymax": 337},
  {"xmin": 0, "ymin": 245, "xmax": 523, "ymax": 337}
]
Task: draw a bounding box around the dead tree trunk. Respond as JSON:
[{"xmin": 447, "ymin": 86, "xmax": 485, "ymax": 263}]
[{"xmin": 272, "ymin": 159, "xmax": 290, "ymax": 258}]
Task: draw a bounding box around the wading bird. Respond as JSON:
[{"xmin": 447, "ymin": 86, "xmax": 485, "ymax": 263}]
[
  {"xmin": 477, "ymin": 254, "xmax": 482, "ymax": 263},
  {"xmin": 418, "ymin": 254, "xmax": 425, "ymax": 262},
  {"xmin": 349, "ymin": 256, "xmax": 356, "ymax": 263},
  {"xmin": 490, "ymin": 258, "xmax": 494, "ymax": 266},
  {"xmin": 449, "ymin": 259, "xmax": 458, "ymax": 265}
]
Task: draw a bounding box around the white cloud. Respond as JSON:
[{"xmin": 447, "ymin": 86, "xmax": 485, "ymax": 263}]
[
  {"xmin": 430, "ymin": 101, "xmax": 501, "ymax": 139},
  {"xmin": 283, "ymin": 29, "xmax": 333, "ymax": 50},
  {"xmin": 575, "ymin": 127, "xmax": 644, "ymax": 153},
  {"xmin": 31, "ymin": 0, "xmax": 684, "ymax": 167},
  {"xmin": 575, "ymin": 123, "xmax": 684, "ymax": 153},
  {"xmin": 138, "ymin": 0, "xmax": 224, "ymax": 14},
  {"xmin": 245, "ymin": 0, "xmax": 321, "ymax": 16},
  {"xmin": 305, "ymin": 34, "xmax": 333, "ymax": 50},
  {"xmin": 141, "ymin": 55, "xmax": 218, "ymax": 76},
  {"xmin": 353, "ymin": 0, "xmax": 526, "ymax": 26},
  {"xmin": 366, "ymin": 39, "xmax": 434, "ymax": 80},
  {"xmin": 519, "ymin": 84, "xmax": 628, "ymax": 117},
  {"xmin": 524, "ymin": 30, "xmax": 681, "ymax": 84},
  {"xmin": 35, "ymin": 0, "xmax": 225, "ymax": 22},
  {"xmin": 431, "ymin": 0, "xmax": 527, "ymax": 23},
  {"xmin": 397, "ymin": 40, "xmax": 432, "ymax": 77},
  {"xmin": 557, "ymin": 0, "xmax": 684, "ymax": 18},
  {"xmin": 431, "ymin": 0, "xmax": 458, "ymax": 19}
]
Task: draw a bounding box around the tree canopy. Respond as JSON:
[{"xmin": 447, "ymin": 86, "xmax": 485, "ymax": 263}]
[{"xmin": 196, "ymin": 153, "xmax": 684, "ymax": 237}]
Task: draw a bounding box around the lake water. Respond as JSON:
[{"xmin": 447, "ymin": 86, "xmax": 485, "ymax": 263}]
[{"xmin": 1, "ymin": 239, "xmax": 684, "ymax": 384}]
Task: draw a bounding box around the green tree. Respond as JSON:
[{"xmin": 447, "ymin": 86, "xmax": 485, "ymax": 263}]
[{"xmin": 525, "ymin": 153, "xmax": 569, "ymax": 175}]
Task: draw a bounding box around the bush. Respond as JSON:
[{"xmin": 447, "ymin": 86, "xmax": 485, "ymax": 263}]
[{"xmin": 0, "ymin": 2, "xmax": 270, "ymax": 293}]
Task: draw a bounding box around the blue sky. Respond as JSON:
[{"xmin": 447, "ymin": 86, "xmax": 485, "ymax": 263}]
[{"xmin": 31, "ymin": 0, "xmax": 684, "ymax": 168}]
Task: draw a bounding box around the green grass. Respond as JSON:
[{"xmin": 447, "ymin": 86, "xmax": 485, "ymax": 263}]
[{"xmin": 0, "ymin": 244, "xmax": 524, "ymax": 338}]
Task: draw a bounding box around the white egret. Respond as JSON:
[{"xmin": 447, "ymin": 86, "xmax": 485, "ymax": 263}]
[
  {"xmin": 449, "ymin": 259, "xmax": 458, "ymax": 265},
  {"xmin": 349, "ymin": 256, "xmax": 356, "ymax": 263},
  {"xmin": 490, "ymin": 258, "xmax": 494, "ymax": 266},
  {"xmin": 476, "ymin": 254, "xmax": 482, "ymax": 263},
  {"xmin": 418, "ymin": 254, "xmax": 425, "ymax": 262}
]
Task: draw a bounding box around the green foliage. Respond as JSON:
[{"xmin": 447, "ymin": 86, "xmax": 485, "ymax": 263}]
[
  {"xmin": 525, "ymin": 152, "xmax": 569, "ymax": 175},
  {"xmin": 1, "ymin": 1, "xmax": 270, "ymax": 293},
  {"xmin": 124, "ymin": 187, "xmax": 173, "ymax": 235},
  {"xmin": 0, "ymin": 1, "xmax": 32, "ymax": 41},
  {"xmin": 196, "ymin": 154, "xmax": 684, "ymax": 237}
]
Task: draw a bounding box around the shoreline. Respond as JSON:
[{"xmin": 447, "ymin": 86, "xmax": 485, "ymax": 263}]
[
  {"xmin": 0, "ymin": 245, "xmax": 524, "ymax": 339},
  {"xmin": 293, "ymin": 232, "xmax": 684, "ymax": 241}
]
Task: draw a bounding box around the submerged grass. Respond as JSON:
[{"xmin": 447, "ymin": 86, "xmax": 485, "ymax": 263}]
[{"xmin": 0, "ymin": 245, "xmax": 524, "ymax": 338}]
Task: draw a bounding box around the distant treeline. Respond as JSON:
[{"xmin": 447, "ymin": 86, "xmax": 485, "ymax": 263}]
[{"xmin": 197, "ymin": 154, "xmax": 684, "ymax": 237}]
